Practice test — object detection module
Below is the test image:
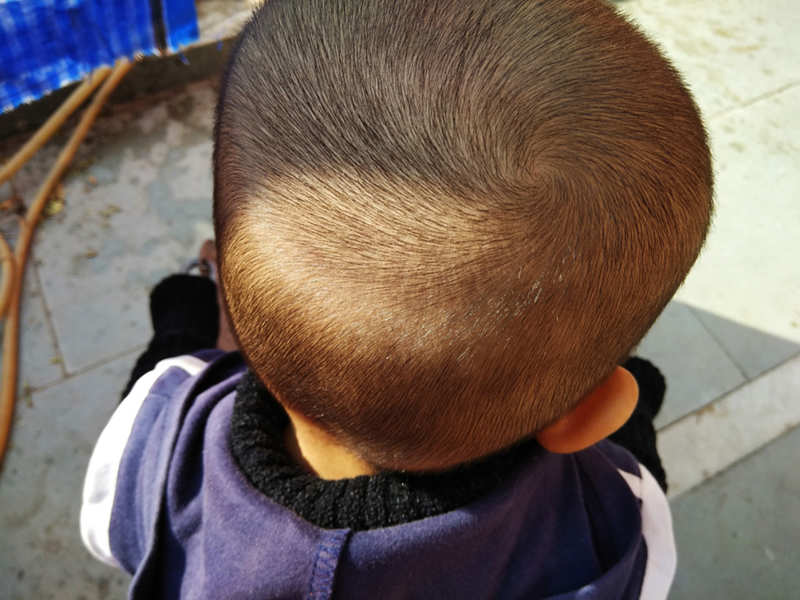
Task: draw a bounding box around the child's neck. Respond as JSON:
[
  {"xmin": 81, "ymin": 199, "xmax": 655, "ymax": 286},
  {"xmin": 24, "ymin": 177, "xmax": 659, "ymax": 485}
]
[{"xmin": 283, "ymin": 408, "xmax": 377, "ymax": 480}]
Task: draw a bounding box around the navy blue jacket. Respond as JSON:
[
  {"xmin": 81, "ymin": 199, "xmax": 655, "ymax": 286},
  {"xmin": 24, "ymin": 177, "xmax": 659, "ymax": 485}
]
[{"xmin": 81, "ymin": 352, "xmax": 675, "ymax": 599}]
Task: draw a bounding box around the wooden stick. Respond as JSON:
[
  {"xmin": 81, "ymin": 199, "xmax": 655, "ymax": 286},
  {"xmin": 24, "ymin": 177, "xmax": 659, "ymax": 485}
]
[
  {"xmin": 0, "ymin": 58, "xmax": 133, "ymax": 467},
  {"xmin": 0, "ymin": 231, "xmax": 14, "ymax": 318},
  {"xmin": 0, "ymin": 67, "xmax": 112, "ymax": 186}
]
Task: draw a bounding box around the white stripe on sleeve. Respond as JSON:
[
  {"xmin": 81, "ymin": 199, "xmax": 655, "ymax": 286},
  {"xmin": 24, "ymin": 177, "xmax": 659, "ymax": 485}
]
[
  {"xmin": 79, "ymin": 355, "xmax": 207, "ymax": 567},
  {"xmin": 618, "ymin": 466, "xmax": 677, "ymax": 600}
]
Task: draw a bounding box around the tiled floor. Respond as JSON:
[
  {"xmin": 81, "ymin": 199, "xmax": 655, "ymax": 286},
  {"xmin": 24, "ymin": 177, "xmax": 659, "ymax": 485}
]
[
  {"xmin": 670, "ymin": 425, "xmax": 800, "ymax": 599},
  {"xmin": 0, "ymin": 82, "xmax": 219, "ymax": 598},
  {"xmin": 0, "ymin": 355, "xmax": 134, "ymax": 599},
  {"xmin": 659, "ymin": 354, "xmax": 800, "ymax": 499},
  {"xmin": 0, "ymin": 1, "xmax": 798, "ymax": 597},
  {"xmin": 636, "ymin": 302, "xmax": 747, "ymax": 429},
  {"xmin": 625, "ymin": 0, "xmax": 800, "ymax": 424}
]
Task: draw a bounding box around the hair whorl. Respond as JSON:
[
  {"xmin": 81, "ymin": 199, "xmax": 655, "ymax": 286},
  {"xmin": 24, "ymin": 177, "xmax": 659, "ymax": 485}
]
[{"xmin": 214, "ymin": 0, "xmax": 713, "ymax": 470}]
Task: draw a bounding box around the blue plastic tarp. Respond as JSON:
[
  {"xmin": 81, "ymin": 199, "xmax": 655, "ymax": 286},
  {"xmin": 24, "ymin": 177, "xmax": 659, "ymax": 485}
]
[
  {"xmin": 0, "ymin": 0, "xmax": 198, "ymax": 113},
  {"xmin": 161, "ymin": 0, "xmax": 198, "ymax": 53}
]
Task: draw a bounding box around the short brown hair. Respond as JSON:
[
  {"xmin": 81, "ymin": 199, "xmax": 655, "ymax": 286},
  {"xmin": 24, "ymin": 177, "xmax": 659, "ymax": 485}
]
[{"xmin": 214, "ymin": 0, "xmax": 713, "ymax": 470}]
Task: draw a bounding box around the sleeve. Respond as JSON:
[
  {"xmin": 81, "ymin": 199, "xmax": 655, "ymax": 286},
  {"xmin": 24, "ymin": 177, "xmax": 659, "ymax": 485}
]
[
  {"xmin": 617, "ymin": 463, "xmax": 677, "ymax": 600},
  {"xmin": 610, "ymin": 357, "xmax": 668, "ymax": 492},
  {"xmin": 79, "ymin": 355, "xmax": 209, "ymax": 568},
  {"xmin": 120, "ymin": 274, "xmax": 220, "ymax": 399}
]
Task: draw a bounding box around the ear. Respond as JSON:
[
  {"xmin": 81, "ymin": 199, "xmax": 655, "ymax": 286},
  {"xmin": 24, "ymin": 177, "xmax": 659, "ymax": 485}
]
[{"xmin": 535, "ymin": 366, "xmax": 638, "ymax": 454}]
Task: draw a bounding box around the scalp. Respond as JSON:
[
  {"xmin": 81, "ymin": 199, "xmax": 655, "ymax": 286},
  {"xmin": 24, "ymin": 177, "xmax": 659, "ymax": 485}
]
[{"xmin": 214, "ymin": 0, "xmax": 713, "ymax": 470}]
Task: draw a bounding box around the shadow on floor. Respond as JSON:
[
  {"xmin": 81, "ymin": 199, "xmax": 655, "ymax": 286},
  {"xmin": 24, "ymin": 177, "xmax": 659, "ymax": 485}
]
[
  {"xmin": 635, "ymin": 301, "xmax": 799, "ymax": 429},
  {"xmin": 670, "ymin": 424, "xmax": 800, "ymax": 598}
]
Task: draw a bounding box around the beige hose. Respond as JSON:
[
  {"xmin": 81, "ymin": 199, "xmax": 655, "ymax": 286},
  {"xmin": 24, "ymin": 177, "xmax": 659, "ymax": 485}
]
[
  {"xmin": 1, "ymin": 58, "xmax": 133, "ymax": 467},
  {"xmin": 0, "ymin": 67, "xmax": 112, "ymax": 186},
  {"xmin": 0, "ymin": 231, "xmax": 14, "ymax": 318}
]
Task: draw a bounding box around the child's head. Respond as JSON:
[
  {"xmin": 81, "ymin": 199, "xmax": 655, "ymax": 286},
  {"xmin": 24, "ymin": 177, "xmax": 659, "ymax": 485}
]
[{"xmin": 213, "ymin": 0, "xmax": 712, "ymax": 471}]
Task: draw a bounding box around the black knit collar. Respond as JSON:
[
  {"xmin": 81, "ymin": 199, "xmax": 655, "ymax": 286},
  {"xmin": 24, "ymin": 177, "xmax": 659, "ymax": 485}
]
[{"xmin": 230, "ymin": 370, "xmax": 542, "ymax": 531}]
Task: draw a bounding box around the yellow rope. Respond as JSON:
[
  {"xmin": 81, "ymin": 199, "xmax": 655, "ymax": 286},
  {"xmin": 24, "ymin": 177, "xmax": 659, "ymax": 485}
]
[
  {"xmin": 0, "ymin": 67, "xmax": 112, "ymax": 186},
  {"xmin": 0, "ymin": 58, "xmax": 133, "ymax": 467},
  {"xmin": 0, "ymin": 231, "xmax": 14, "ymax": 318}
]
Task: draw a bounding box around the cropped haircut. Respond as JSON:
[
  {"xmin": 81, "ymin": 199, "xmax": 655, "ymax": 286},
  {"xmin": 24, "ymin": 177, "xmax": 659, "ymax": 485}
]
[{"xmin": 214, "ymin": 0, "xmax": 713, "ymax": 471}]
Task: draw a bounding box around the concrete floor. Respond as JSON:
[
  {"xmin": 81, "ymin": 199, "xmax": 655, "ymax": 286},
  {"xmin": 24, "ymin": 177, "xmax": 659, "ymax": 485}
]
[
  {"xmin": 670, "ymin": 425, "xmax": 800, "ymax": 599},
  {"xmin": 0, "ymin": 1, "xmax": 798, "ymax": 597}
]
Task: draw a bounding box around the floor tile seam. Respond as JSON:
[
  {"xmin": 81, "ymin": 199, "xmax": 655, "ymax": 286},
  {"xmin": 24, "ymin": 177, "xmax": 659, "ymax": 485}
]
[
  {"xmin": 708, "ymin": 79, "xmax": 800, "ymax": 121},
  {"xmin": 667, "ymin": 423, "xmax": 800, "ymax": 506},
  {"xmin": 712, "ymin": 346, "xmax": 800, "ymax": 401},
  {"xmin": 27, "ymin": 345, "xmax": 144, "ymax": 396},
  {"xmin": 29, "ymin": 257, "xmax": 67, "ymax": 380},
  {"xmin": 25, "ymin": 241, "xmax": 136, "ymax": 378},
  {"xmin": 684, "ymin": 305, "xmax": 750, "ymax": 382},
  {"xmin": 660, "ymin": 353, "xmax": 800, "ymax": 499},
  {"xmin": 656, "ymin": 347, "xmax": 800, "ymax": 436}
]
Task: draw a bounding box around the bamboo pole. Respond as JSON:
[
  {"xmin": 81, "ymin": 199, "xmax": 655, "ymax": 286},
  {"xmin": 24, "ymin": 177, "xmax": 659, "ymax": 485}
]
[
  {"xmin": 0, "ymin": 67, "xmax": 112, "ymax": 186},
  {"xmin": 0, "ymin": 58, "xmax": 133, "ymax": 466}
]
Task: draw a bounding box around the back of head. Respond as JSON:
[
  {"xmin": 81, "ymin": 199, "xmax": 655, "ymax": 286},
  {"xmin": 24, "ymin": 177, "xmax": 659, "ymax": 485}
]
[{"xmin": 214, "ymin": 0, "xmax": 713, "ymax": 471}]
